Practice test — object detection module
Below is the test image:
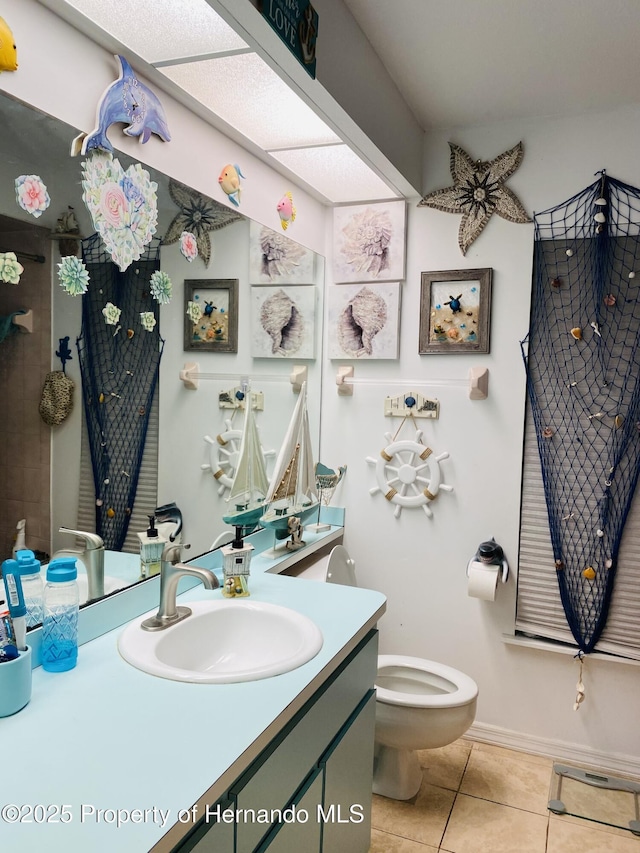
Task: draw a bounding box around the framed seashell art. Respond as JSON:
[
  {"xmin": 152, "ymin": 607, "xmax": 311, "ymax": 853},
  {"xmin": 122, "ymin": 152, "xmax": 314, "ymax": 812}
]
[
  {"xmin": 183, "ymin": 279, "xmax": 238, "ymax": 353},
  {"xmin": 327, "ymin": 282, "xmax": 401, "ymax": 360},
  {"xmin": 248, "ymin": 221, "xmax": 316, "ymax": 285},
  {"xmin": 332, "ymin": 200, "xmax": 406, "ymax": 283},
  {"xmin": 250, "ymin": 285, "xmax": 317, "ymax": 359}
]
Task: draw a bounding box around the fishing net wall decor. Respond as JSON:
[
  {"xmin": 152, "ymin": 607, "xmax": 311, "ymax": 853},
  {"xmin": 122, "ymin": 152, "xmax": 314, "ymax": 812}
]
[
  {"xmin": 77, "ymin": 234, "xmax": 164, "ymax": 550},
  {"xmin": 524, "ymin": 171, "xmax": 640, "ymax": 653}
]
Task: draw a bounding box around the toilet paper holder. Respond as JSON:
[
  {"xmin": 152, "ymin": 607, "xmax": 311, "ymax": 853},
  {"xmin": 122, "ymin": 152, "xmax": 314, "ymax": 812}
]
[{"xmin": 466, "ymin": 538, "xmax": 509, "ymax": 584}]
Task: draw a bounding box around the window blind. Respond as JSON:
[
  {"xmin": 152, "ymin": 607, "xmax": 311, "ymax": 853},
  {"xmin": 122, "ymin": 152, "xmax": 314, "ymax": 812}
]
[{"xmin": 517, "ymin": 400, "xmax": 640, "ymax": 659}]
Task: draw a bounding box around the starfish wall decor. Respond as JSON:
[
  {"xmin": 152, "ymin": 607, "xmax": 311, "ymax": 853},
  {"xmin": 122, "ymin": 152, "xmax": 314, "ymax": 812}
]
[
  {"xmin": 163, "ymin": 180, "xmax": 244, "ymax": 267},
  {"xmin": 418, "ymin": 142, "xmax": 531, "ymax": 255}
]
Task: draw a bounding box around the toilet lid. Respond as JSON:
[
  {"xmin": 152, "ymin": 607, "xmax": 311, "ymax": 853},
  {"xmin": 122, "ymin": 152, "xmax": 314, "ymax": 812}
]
[
  {"xmin": 376, "ymin": 655, "xmax": 478, "ymax": 708},
  {"xmin": 326, "ymin": 545, "xmax": 357, "ymax": 587}
]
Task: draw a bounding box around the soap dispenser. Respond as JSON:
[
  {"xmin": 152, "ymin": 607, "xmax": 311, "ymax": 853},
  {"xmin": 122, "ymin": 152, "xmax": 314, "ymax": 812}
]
[
  {"xmin": 137, "ymin": 515, "xmax": 166, "ymax": 579},
  {"xmin": 221, "ymin": 527, "xmax": 254, "ymax": 598}
]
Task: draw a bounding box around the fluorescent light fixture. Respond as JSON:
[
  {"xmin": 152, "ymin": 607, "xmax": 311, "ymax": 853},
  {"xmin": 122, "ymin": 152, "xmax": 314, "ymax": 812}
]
[
  {"xmin": 61, "ymin": 0, "xmax": 247, "ymax": 63},
  {"xmin": 159, "ymin": 53, "xmax": 341, "ymax": 150},
  {"xmin": 269, "ymin": 144, "xmax": 397, "ymax": 203}
]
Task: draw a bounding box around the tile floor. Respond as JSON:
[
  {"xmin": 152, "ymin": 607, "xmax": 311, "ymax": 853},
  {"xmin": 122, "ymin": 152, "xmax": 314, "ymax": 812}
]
[{"xmin": 369, "ymin": 739, "xmax": 640, "ymax": 852}]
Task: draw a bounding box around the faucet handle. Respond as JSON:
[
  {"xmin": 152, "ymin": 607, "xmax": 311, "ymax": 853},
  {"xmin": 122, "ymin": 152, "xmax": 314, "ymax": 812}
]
[
  {"xmin": 59, "ymin": 527, "xmax": 104, "ymax": 550},
  {"xmin": 162, "ymin": 542, "xmax": 191, "ymax": 565}
]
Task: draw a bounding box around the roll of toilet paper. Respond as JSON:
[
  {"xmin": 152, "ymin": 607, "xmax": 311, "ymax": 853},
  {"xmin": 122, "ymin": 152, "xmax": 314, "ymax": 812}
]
[{"xmin": 467, "ymin": 561, "xmax": 499, "ymax": 601}]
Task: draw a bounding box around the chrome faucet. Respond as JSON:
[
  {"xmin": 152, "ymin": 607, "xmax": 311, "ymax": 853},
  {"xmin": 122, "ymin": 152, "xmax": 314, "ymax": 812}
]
[
  {"xmin": 141, "ymin": 542, "xmax": 219, "ymax": 632},
  {"xmin": 53, "ymin": 527, "xmax": 105, "ymax": 601}
]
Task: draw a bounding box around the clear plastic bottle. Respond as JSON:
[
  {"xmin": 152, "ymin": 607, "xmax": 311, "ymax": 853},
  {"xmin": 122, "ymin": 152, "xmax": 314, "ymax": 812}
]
[
  {"xmin": 41, "ymin": 557, "xmax": 79, "ymax": 673},
  {"xmin": 15, "ymin": 549, "xmax": 44, "ymax": 629}
]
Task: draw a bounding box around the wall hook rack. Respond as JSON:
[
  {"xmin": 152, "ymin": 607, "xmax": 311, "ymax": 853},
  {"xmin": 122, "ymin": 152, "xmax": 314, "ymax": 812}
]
[
  {"xmin": 336, "ymin": 365, "xmax": 489, "ymax": 400},
  {"xmin": 179, "ymin": 363, "xmax": 307, "ymax": 393}
]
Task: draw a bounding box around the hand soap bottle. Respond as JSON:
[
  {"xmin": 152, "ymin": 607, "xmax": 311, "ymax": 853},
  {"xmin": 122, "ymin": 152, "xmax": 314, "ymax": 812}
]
[
  {"xmin": 137, "ymin": 515, "xmax": 166, "ymax": 579},
  {"xmin": 221, "ymin": 527, "xmax": 254, "ymax": 598}
]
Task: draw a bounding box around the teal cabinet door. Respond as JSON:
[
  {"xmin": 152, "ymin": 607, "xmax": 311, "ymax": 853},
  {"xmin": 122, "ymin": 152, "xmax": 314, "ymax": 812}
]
[
  {"xmin": 174, "ymin": 797, "xmax": 235, "ymax": 853},
  {"xmin": 257, "ymin": 770, "xmax": 323, "ymax": 853},
  {"xmin": 320, "ymin": 692, "xmax": 376, "ymax": 853}
]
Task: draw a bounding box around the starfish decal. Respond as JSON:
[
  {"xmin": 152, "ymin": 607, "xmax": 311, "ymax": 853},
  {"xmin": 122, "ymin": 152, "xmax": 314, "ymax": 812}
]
[
  {"xmin": 418, "ymin": 142, "xmax": 531, "ymax": 255},
  {"xmin": 163, "ymin": 179, "xmax": 244, "ymax": 267}
]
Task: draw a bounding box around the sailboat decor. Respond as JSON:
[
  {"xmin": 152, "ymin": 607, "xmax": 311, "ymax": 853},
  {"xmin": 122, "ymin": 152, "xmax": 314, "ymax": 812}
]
[
  {"xmin": 221, "ymin": 393, "xmax": 271, "ymax": 535},
  {"xmin": 260, "ymin": 382, "xmax": 319, "ymax": 541}
]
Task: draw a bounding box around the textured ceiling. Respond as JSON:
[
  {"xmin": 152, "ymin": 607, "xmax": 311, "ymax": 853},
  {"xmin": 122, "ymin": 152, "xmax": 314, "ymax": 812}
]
[{"xmin": 342, "ymin": 0, "xmax": 640, "ymax": 130}]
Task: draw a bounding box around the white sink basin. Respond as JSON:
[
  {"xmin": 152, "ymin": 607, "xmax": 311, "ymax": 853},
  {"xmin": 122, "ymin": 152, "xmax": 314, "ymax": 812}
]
[{"xmin": 118, "ymin": 599, "xmax": 323, "ymax": 683}]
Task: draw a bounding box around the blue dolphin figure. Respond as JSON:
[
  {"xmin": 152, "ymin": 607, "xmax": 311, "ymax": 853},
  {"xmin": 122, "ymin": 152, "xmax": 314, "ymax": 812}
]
[{"xmin": 72, "ymin": 55, "xmax": 171, "ymax": 156}]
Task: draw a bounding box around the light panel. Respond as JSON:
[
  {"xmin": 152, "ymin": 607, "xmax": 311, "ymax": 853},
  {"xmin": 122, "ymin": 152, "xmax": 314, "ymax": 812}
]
[
  {"xmin": 160, "ymin": 53, "xmax": 341, "ymax": 151},
  {"xmin": 62, "ymin": 0, "xmax": 247, "ymax": 63},
  {"xmin": 269, "ymin": 145, "xmax": 397, "ymax": 203}
]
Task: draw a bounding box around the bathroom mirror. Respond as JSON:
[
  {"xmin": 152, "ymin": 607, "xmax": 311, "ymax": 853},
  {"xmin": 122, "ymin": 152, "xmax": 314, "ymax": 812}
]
[{"xmin": 0, "ymin": 92, "xmax": 325, "ymax": 621}]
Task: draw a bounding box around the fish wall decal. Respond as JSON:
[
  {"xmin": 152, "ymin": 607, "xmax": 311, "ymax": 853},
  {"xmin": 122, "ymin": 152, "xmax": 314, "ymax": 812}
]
[
  {"xmin": 71, "ymin": 55, "xmax": 171, "ymax": 156},
  {"xmin": 0, "ymin": 16, "xmax": 17, "ymax": 72}
]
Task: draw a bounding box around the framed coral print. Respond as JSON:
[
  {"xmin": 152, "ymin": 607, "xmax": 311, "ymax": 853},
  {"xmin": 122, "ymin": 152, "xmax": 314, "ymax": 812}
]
[
  {"xmin": 328, "ymin": 283, "xmax": 401, "ymax": 359},
  {"xmin": 184, "ymin": 279, "xmax": 238, "ymax": 353},
  {"xmin": 333, "ymin": 200, "xmax": 406, "ymax": 283},
  {"xmin": 419, "ymin": 268, "xmax": 492, "ymax": 354}
]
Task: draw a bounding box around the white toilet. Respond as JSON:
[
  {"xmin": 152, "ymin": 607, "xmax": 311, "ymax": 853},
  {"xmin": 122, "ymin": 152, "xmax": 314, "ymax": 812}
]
[{"xmin": 323, "ymin": 545, "xmax": 478, "ymax": 800}]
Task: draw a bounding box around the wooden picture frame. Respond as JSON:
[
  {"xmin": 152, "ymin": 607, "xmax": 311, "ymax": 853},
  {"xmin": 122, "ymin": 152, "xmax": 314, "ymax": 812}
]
[
  {"xmin": 419, "ymin": 268, "xmax": 492, "ymax": 354},
  {"xmin": 184, "ymin": 279, "xmax": 238, "ymax": 353}
]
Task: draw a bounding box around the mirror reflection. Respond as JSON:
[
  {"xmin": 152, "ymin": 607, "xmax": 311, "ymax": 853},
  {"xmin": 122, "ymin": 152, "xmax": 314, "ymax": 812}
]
[{"xmin": 0, "ymin": 92, "xmax": 325, "ymax": 620}]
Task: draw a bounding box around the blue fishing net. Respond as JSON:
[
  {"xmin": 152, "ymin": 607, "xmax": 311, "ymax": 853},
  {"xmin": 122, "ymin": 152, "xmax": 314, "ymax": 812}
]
[
  {"xmin": 524, "ymin": 173, "xmax": 640, "ymax": 653},
  {"xmin": 77, "ymin": 235, "xmax": 163, "ymax": 550}
]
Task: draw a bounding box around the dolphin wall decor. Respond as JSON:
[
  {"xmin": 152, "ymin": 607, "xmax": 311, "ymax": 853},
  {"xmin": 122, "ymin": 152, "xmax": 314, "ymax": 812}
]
[{"xmin": 72, "ymin": 55, "xmax": 171, "ymax": 156}]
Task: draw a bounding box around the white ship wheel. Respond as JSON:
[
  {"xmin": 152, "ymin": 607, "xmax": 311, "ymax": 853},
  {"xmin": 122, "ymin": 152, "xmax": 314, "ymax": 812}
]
[
  {"xmin": 366, "ymin": 429, "xmax": 453, "ymax": 518},
  {"xmin": 202, "ymin": 420, "xmax": 275, "ymax": 496}
]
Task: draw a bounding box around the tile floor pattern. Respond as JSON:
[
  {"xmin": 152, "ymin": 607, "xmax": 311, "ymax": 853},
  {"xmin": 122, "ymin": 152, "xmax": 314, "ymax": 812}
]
[{"xmin": 369, "ymin": 739, "xmax": 640, "ymax": 852}]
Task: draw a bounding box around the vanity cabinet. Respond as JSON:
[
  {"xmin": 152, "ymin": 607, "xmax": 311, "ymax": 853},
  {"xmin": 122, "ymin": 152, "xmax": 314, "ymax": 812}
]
[{"xmin": 175, "ymin": 630, "xmax": 378, "ymax": 853}]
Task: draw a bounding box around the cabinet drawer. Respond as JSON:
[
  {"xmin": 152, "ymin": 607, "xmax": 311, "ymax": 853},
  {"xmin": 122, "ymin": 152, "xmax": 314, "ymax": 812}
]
[{"xmin": 233, "ymin": 630, "xmax": 378, "ymax": 852}]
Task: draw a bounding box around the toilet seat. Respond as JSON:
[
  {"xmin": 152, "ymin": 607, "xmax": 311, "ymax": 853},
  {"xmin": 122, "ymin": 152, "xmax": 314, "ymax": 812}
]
[{"xmin": 376, "ymin": 655, "xmax": 478, "ymax": 709}]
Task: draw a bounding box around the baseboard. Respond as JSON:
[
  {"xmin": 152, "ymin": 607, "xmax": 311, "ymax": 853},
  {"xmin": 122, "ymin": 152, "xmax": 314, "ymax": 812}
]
[{"xmin": 466, "ymin": 721, "xmax": 640, "ymax": 779}]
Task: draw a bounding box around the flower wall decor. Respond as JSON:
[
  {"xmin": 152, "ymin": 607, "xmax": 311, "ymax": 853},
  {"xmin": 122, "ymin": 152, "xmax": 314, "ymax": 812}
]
[
  {"xmin": 102, "ymin": 302, "xmax": 122, "ymax": 326},
  {"xmin": 163, "ymin": 179, "xmax": 243, "ymax": 268},
  {"xmin": 0, "ymin": 251, "xmax": 24, "ymax": 284},
  {"xmin": 140, "ymin": 312, "xmax": 156, "ymax": 332},
  {"xmin": 333, "ymin": 200, "xmax": 406, "ymax": 283},
  {"xmin": 418, "ymin": 142, "xmax": 531, "ymax": 255},
  {"xmin": 179, "ymin": 231, "xmax": 198, "ymax": 263},
  {"xmin": 15, "ymin": 174, "xmax": 50, "ymax": 218},
  {"xmin": 149, "ymin": 270, "xmax": 172, "ymax": 304},
  {"xmin": 57, "ymin": 255, "xmax": 90, "ymax": 296},
  {"xmin": 186, "ymin": 300, "xmax": 203, "ymax": 325},
  {"xmin": 81, "ymin": 151, "xmax": 158, "ymax": 272}
]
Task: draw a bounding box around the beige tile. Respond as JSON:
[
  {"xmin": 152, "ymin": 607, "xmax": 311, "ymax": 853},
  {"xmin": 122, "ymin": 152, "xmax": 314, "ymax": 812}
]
[
  {"xmin": 548, "ymin": 814, "xmax": 640, "ymax": 852},
  {"xmin": 470, "ymin": 740, "xmax": 554, "ymax": 768},
  {"xmin": 417, "ymin": 739, "xmax": 472, "ymax": 791},
  {"xmin": 441, "ymin": 794, "xmax": 547, "ymax": 853},
  {"xmin": 460, "ymin": 744, "xmax": 552, "ymax": 814},
  {"xmin": 369, "ymin": 828, "xmax": 438, "ymax": 852},
  {"xmin": 371, "ymin": 782, "xmax": 455, "ymax": 847}
]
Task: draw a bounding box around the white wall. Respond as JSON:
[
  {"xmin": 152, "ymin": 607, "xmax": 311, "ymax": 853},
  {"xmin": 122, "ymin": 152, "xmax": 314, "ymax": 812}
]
[{"xmin": 319, "ymin": 106, "xmax": 640, "ymax": 765}]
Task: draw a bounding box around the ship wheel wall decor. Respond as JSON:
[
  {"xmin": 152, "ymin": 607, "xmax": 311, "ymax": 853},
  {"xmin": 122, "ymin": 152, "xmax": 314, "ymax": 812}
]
[
  {"xmin": 366, "ymin": 430, "xmax": 453, "ymax": 518},
  {"xmin": 201, "ymin": 419, "xmax": 275, "ymax": 496}
]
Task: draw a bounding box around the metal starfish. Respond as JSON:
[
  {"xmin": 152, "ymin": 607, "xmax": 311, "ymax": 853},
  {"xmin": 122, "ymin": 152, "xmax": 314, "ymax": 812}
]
[
  {"xmin": 163, "ymin": 179, "xmax": 244, "ymax": 267},
  {"xmin": 418, "ymin": 142, "xmax": 531, "ymax": 255}
]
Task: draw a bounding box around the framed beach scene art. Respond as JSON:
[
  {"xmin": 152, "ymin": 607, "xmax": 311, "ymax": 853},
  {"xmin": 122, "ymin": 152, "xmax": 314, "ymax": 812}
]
[
  {"xmin": 184, "ymin": 279, "xmax": 238, "ymax": 353},
  {"xmin": 333, "ymin": 200, "xmax": 406, "ymax": 283},
  {"xmin": 419, "ymin": 268, "xmax": 492, "ymax": 354}
]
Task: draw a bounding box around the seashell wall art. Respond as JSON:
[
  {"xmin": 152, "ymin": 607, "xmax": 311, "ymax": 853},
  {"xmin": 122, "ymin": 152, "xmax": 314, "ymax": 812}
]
[
  {"xmin": 333, "ymin": 200, "xmax": 406, "ymax": 284},
  {"xmin": 250, "ymin": 285, "xmax": 316, "ymax": 359},
  {"xmin": 248, "ymin": 221, "xmax": 316, "ymax": 284},
  {"xmin": 327, "ymin": 282, "xmax": 401, "ymax": 359}
]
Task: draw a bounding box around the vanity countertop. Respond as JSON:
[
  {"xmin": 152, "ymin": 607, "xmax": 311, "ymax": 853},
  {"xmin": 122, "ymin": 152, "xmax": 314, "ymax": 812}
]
[{"xmin": 0, "ymin": 569, "xmax": 386, "ymax": 853}]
